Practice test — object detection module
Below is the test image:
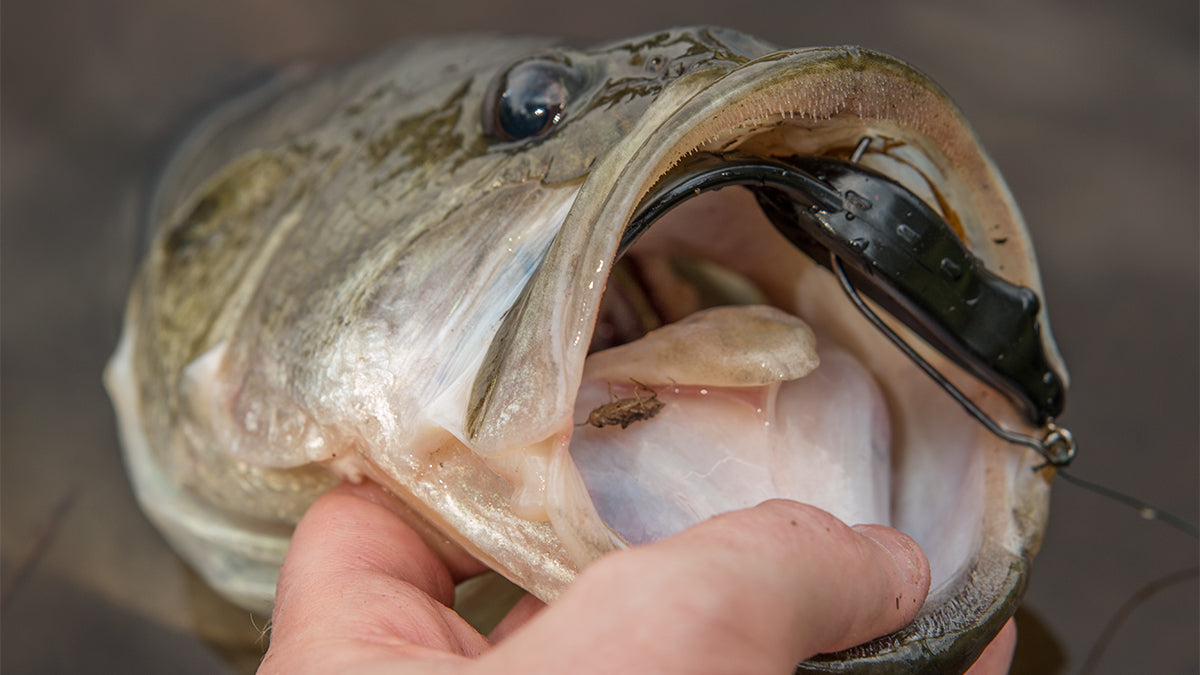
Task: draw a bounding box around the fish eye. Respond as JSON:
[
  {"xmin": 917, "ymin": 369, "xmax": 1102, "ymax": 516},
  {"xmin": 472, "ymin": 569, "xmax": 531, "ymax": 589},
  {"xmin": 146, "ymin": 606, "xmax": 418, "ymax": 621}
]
[{"xmin": 487, "ymin": 59, "xmax": 574, "ymax": 142}]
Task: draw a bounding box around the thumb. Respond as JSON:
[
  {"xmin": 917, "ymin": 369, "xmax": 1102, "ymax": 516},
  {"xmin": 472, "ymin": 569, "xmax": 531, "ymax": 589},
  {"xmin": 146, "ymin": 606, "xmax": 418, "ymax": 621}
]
[{"xmin": 481, "ymin": 500, "xmax": 930, "ymax": 674}]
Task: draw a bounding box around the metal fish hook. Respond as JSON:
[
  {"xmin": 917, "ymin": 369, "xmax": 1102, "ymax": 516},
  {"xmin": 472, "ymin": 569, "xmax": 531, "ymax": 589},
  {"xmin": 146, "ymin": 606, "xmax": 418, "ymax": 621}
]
[{"xmin": 830, "ymin": 253, "xmax": 1076, "ymax": 467}]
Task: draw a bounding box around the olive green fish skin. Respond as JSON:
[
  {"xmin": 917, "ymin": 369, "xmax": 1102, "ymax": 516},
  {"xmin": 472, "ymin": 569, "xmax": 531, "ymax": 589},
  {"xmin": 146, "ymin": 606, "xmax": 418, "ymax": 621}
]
[{"xmin": 107, "ymin": 27, "xmax": 1056, "ymax": 674}]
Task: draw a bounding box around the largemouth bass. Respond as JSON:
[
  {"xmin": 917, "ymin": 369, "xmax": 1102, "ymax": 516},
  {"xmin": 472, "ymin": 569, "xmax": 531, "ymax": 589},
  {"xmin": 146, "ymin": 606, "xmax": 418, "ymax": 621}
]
[{"xmin": 105, "ymin": 27, "xmax": 1066, "ymax": 673}]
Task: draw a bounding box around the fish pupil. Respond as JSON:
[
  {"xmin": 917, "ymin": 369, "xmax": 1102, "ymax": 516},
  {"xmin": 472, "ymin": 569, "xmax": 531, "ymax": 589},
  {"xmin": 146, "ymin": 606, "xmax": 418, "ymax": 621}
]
[{"xmin": 495, "ymin": 61, "xmax": 569, "ymax": 141}]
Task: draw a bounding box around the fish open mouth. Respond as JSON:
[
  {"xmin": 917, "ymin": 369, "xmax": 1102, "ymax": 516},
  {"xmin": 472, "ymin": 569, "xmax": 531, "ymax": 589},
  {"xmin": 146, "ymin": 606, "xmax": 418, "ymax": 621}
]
[
  {"xmin": 457, "ymin": 48, "xmax": 1060, "ymax": 669},
  {"xmin": 555, "ymin": 142, "xmax": 993, "ymax": 593}
]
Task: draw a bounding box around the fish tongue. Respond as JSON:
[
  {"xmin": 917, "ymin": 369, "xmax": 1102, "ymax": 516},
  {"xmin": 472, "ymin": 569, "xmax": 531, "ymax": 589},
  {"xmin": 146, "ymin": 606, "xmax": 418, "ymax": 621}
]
[
  {"xmin": 581, "ymin": 304, "xmax": 820, "ymax": 387},
  {"xmin": 569, "ymin": 304, "xmax": 892, "ymax": 545}
]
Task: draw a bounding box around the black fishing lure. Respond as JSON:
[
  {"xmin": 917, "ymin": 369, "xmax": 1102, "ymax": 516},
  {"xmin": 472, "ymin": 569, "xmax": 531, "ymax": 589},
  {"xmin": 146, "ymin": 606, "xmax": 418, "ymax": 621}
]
[{"xmin": 625, "ymin": 139, "xmax": 1076, "ymax": 466}]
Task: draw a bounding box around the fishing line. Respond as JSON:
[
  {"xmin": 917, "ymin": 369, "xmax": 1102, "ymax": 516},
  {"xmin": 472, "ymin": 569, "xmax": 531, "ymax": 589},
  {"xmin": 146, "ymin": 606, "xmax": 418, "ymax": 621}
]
[
  {"xmin": 1075, "ymin": 566, "xmax": 1200, "ymax": 675},
  {"xmin": 1055, "ymin": 471, "xmax": 1200, "ymax": 539}
]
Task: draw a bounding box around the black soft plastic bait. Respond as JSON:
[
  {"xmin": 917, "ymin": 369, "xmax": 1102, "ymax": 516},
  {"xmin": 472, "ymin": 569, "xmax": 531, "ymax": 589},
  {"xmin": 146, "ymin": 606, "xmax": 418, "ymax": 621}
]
[{"xmin": 624, "ymin": 143, "xmax": 1073, "ymax": 464}]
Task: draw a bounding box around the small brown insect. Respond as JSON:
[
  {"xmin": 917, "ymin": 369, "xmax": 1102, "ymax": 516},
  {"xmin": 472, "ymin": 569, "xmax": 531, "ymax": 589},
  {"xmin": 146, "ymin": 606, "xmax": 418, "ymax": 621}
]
[{"xmin": 578, "ymin": 379, "xmax": 665, "ymax": 429}]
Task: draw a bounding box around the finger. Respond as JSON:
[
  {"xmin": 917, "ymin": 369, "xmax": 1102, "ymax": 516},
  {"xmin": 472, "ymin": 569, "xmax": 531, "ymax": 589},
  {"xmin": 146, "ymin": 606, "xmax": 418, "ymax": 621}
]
[
  {"xmin": 265, "ymin": 481, "xmax": 490, "ymax": 671},
  {"xmin": 338, "ymin": 480, "xmax": 490, "ymax": 583},
  {"xmin": 965, "ymin": 618, "xmax": 1017, "ymax": 675},
  {"xmin": 276, "ymin": 481, "xmax": 473, "ymax": 612},
  {"xmin": 479, "ymin": 500, "xmax": 930, "ymax": 674}
]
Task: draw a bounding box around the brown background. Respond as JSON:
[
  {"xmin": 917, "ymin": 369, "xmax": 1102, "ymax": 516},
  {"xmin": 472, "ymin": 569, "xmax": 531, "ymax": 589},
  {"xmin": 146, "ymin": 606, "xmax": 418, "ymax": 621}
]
[{"xmin": 3, "ymin": 1, "xmax": 1196, "ymax": 673}]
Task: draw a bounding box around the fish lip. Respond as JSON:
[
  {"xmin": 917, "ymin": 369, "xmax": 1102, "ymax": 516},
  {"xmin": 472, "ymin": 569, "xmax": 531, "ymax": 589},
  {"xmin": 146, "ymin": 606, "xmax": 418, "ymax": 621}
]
[{"xmin": 468, "ymin": 45, "xmax": 1054, "ymax": 669}]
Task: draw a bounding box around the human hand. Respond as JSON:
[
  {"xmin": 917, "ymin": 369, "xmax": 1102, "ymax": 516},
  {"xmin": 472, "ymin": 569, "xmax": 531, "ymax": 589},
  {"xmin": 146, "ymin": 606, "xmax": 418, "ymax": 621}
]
[{"xmin": 259, "ymin": 480, "xmax": 1013, "ymax": 674}]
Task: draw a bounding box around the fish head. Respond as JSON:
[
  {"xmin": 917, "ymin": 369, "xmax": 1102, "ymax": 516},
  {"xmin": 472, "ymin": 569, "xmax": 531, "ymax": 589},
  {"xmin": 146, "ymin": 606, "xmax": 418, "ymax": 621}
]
[{"xmin": 106, "ymin": 27, "xmax": 1064, "ymax": 673}]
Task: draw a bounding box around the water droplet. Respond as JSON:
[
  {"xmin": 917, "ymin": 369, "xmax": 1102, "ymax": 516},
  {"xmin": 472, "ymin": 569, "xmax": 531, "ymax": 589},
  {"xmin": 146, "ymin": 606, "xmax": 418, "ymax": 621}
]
[
  {"xmin": 844, "ymin": 212, "xmax": 855, "ymax": 221},
  {"xmin": 699, "ymin": 388, "xmax": 708, "ymax": 395},
  {"xmin": 850, "ymin": 237, "xmax": 869, "ymax": 251}
]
